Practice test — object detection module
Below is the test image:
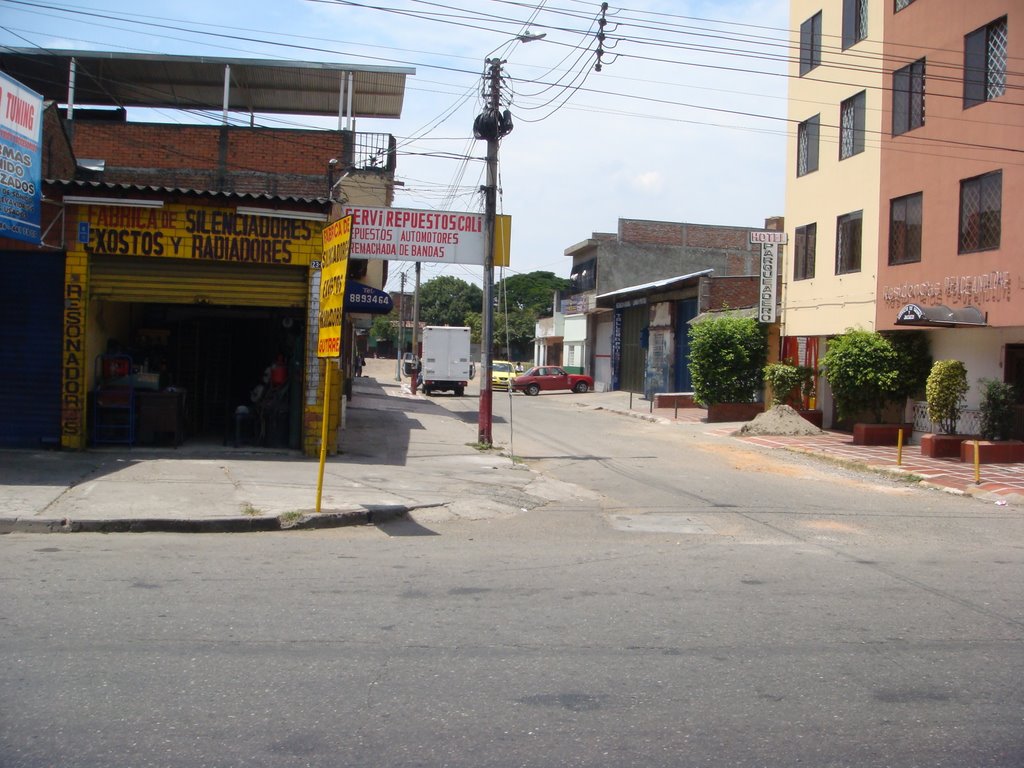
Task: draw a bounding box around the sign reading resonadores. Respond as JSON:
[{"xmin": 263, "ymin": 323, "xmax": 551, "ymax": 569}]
[
  {"xmin": 750, "ymin": 230, "xmax": 788, "ymax": 324},
  {"xmin": 343, "ymin": 205, "xmax": 510, "ymax": 266}
]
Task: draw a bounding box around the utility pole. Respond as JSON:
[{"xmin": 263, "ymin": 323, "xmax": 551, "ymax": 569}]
[
  {"xmin": 395, "ymin": 271, "xmax": 406, "ymax": 382},
  {"xmin": 476, "ymin": 57, "xmax": 509, "ymax": 446},
  {"xmin": 410, "ymin": 262, "xmax": 421, "ymax": 394}
]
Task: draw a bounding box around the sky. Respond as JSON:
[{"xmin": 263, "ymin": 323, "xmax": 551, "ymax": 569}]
[{"xmin": 0, "ymin": 0, "xmax": 792, "ymax": 291}]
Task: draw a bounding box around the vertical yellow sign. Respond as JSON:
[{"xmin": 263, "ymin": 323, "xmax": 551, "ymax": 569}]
[{"xmin": 317, "ymin": 215, "xmax": 352, "ymax": 358}]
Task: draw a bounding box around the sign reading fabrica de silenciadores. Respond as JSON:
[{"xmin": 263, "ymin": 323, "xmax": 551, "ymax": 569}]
[{"xmin": 343, "ymin": 205, "xmax": 510, "ymax": 266}]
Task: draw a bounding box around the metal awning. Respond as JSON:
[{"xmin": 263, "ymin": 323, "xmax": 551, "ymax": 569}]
[
  {"xmin": 596, "ymin": 269, "xmax": 713, "ymax": 307},
  {"xmin": 0, "ymin": 49, "xmax": 414, "ymax": 120},
  {"xmin": 895, "ymin": 303, "xmax": 987, "ymax": 327}
]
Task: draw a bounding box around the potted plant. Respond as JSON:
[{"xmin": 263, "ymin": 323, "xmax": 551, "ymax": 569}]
[
  {"xmin": 920, "ymin": 360, "xmax": 971, "ymax": 458},
  {"xmin": 960, "ymin": 379, "xmax": 1024, "ymax": 463},
  {"xmin": 763, "ymin": 360, "xmax": 820, "ymax": 427},
  {"xmin": 820, "ymin": 329, "xmax": 924, "ymax": 445},
  {"xmin": 688, "ymin": 314, "xmax": 768, "ymax": 422}
]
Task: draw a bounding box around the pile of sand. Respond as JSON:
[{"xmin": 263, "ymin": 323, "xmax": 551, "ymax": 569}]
[{"xmin": 735, "ymin": 404, "xmax": 823, "ymax": 436}]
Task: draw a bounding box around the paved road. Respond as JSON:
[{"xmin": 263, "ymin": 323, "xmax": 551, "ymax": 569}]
[{"xmin": 3, "ymin": 380, "xmax": 1023, "ymax": 767}]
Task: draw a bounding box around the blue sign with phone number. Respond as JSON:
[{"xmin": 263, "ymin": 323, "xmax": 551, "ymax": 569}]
[{"xmin": 344, "ymin": 281, "xmax": 393, "ymax": 314}]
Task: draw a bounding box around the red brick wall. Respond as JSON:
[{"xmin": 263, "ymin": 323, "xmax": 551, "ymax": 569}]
[
  {"xmin": 618, "ymin": 219, "xmax": 753, "ymax": 250},
  {"xmin": 706, "ymin": 276, "xmax": 758, "ymax": 311}
]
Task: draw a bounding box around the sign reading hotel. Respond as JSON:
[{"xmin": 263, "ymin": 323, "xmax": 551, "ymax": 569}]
[
  {"xmin": 316, "ymin": 215, "xmax": 352, "ymax": 358},
  {"xmin": 344, "ymin": 205, "xmax": 510, "ymax": 266},
  {"xmin": 751, "ymin": 230, "xmax": 787, "ymax": 323},
  {"xmin": 0, "ymin": 72, "xmax": 44, "ymax": 244}
]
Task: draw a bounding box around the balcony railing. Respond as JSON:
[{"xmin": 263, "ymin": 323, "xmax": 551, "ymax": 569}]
[{"xmin": 345, "ymin": 131, "xmax": 397, "ymax": 173}]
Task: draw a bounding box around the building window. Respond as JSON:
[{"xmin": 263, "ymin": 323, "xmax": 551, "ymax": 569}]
[
  {"xmin": 964, "ymin": 17, "xmax": 1007, "ymax": 108},
  {"xmin": 797, "ymin": 115, "xmax": 819, "ymax": 176},
  {"xmin": 794, "ymin": 223, "xmax": 816, "ymax": 281},
  {"xmin": 839, "ymin": 91, "xmax": 866, "ymax": 159},
  {"xmin": 800, "ymin": 12, "xmax": 822, "ymax": 76},
  {"xmin": 842, "ymin": 0, "xmax": 868, "ymax": 49},
  {"xmin": 894, "ymin": 0, "xmax": 915, "ymax": 10},
  {"xmin": 959, "ymin": 171, "xmax": 1002, "ymax": 253},
  {"xmin": 889, "ymin": 193, "xmax": 923, "ymax": 265},
  {"xmin": 835, "ymin": 211, "xmax": 862, "ymax": 274},
  {"xmin": 892, "ymin": 59, "xmax": 925, "ymax": 135}
]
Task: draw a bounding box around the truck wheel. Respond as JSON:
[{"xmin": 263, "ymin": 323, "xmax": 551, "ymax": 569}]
[
  {"xmin": 573, "ymin": 381, "xmax": 589, "ymax": 393},
  {"xmin": 455, "ymin": 387, "xmax": 464, "ymax": 397},
  {"xmin": 525, "ymin": 383, "xmax": 540, "ymax": 396}
]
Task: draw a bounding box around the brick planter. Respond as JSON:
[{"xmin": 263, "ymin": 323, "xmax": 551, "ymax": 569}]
[
  {"xmin": 706, "ymin": 402, "xmax": 765, "ymax": 423},
  {"xmin": 920, "ymin": 433, "xmax": 978, "ymax": 459},
  {"xmin": 852, "ymin": 423, "xmax": 914, "ymax": 446},
  {"xmin": 796, "ymin": 409, "xmax": 823, "ymax": 428},
  {"xmin": 958, "ymin": 440, "xmax": 1024, "ymax": 464},
  {"xmin": 654, "ymin": 393, "xmax": 697, "ymax": 409}
]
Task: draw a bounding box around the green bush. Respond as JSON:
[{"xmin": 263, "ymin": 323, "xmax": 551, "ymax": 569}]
[
  {"xmin": 688, "ymin": 315, "xmax": 767, "ymax": 406},
  {"xmin": 978, "ymin": 378, "xmax": 1017, "ymax": 441},
  {"xmin": 885, "ymin": 331, "xmax": 933, "ymax": 402},
  {"xmin": 925, "ymin": 360, "xmax": 969, "ymax": 435},
  {"xmin": 763, "ymin": 361, "xmax": 814, "ymax": 408},
  {"xmin": 821, "ymin": 329, "xmax": 899, "ymax": 423}
]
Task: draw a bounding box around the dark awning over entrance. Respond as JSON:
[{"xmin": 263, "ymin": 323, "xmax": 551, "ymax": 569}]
[{"xmin": 895, "ymin": 303, "xmax": 987, "ymax": 327}]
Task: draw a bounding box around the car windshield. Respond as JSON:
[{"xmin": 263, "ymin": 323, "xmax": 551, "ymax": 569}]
[{"xmin": 492, "ymin": 363, "xmax": 512, "ymax": 372}]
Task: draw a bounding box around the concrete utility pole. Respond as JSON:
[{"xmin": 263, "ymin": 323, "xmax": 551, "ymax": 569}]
[
  {"xmin": 411, "ymin": 262, "xmax": 421, "ymax": 394},
  {"xmin": 395, "ymin": 271, "xmax": 406, "ymax": 382},
  {"xmin": 477, "ymin": 58, "xmax": 505, "ymax": 446}
]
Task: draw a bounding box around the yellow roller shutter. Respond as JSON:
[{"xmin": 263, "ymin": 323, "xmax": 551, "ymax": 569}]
[{"xmin": 89, "ymin": 255, "xmax": 307, "ymax": 308}]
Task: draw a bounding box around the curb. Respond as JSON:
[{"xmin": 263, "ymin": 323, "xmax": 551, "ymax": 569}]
[{"xmin": 0, "ymin": 504, "xmax": 411, "ymax": 535}]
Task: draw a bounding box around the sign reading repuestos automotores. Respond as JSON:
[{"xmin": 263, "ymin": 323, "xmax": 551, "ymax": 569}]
[
  {"xmin": 316, "ymin": 215, "xmax": 352, "ymax": 359},
  {"xmin": 344, "ymin": 205, "xmax": 510, "ymax": 266},
  {"xmin": 0, "ymin": 71, "xmax": 44, "ymax": 244},
  {"xmin": 75, "ymin": 203, "xmax": 324, "ymax": 265}
]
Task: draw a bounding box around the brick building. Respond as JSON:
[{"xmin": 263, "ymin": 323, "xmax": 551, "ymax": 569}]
[{"xmin": 0, "ymin": 50, "xmax": 412, "ymax": 454}]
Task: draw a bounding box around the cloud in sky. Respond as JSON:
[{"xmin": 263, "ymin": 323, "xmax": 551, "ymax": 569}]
[{"xmin": 0, "ymin": 0, "xmax": 791, "ymax": 288}]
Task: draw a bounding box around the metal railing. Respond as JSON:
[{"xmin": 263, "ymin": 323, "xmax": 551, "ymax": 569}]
[{"xmin": 912, "ymin": 401, "xmax": 981, "ymax": 436}]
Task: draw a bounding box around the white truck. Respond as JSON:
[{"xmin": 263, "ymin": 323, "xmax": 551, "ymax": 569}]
[{"xmin": 420, "ymin": 325, "xmax": 473, "ymax": 396}]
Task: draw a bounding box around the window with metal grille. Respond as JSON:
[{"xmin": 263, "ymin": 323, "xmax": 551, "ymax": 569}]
[
  {"xmin": 835, "ymin": 211, "xmax": 862, "ymax": 274},
  {"xmin": 959, "ymin": 171, "xmax": 1002, "ymax": 253},
  {"xmin": 839, "ymin": 91, "xmax": 866, "ymax": 159},
  {"xmin": 794, "ymin": 223, "xmax": 816, "ymax": 281},
  {"xmin": 892, "ymin": 59, "xmax": 925, "ymax": 135},
  {"xmin": 800, "ymin": 12, "xmax": 822, "ymax": 76},
  {"xmin": 889, "ymin": 193, "xmax": 923, "ymax": 265},
  {"xmin": 842, "ymin": 0, "xmax": 868, "ymax": 49},
  {"xmin": 894, "ymin": 0, "xmax": 915, "ymax": 11},
  {"xmin": 964, "ymin": 17, "xmax": 1007, "ymax": 108},
  {"xmin": 797, "ymin": 115, "xmax": 819, "ymax": 177}
]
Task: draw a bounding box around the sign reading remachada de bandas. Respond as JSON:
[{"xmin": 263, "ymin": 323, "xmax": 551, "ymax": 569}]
[{"xmin": 343, "ymin": 205, "xmax": 510, "ymax": 266}]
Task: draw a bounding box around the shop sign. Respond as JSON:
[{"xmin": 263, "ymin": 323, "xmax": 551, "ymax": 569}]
[
  {"xmin": 759, "ymin": 242, "xmax": 778, "ymax": 323},
  {"xmin": 75, "ymin": 203, "xmax": 324, "ymax": 266},
  {"xmin": 0, "ymin": 71, "xmax": 43, "ymax": 244},
  {"xmin": 343, "ymin": 205, "xmax": 511, "ymax": 266},
  {"xmin": 316, "ymin": 215, "xmax": 352, "ymax": 358}
]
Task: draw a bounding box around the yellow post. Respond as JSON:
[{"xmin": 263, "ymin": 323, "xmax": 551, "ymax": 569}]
[
  {"xmin": 315, "ymin": 361, "xmax": 332, "ymax": 513},
  {"xmin": 974, "ymin": 439, "xmax": 981, "ymax": 485},
  {"xmin": 896, "ymin": 428, "xmax": 904, "ymax": 466}
]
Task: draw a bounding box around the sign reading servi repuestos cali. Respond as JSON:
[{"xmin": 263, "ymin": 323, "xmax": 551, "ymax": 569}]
[
  {"xmin": 343, "ymin": 205, "xmax": 510, "ymax": 266},
  {"xmin": 0, "ymin": 72, "xmax": 44, "ymax": 244}
]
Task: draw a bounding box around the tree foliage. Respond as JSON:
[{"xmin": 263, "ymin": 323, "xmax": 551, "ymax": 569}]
[
  {"xmin": 978, "ymin": 378, "xmax": 1017, "ymax": 440},
  {"xmin": 497, "ymin": 271, "xmax": 569, "ymax": 315},
  {"xmin": 688, "ymin": 315, "xmax": 768, "ymax": 406},
  {"xmin": 370, "ymin": 314, "xmax": 397, "ymax": 343},
  {"xmin": 418, "ymin": 276, "xmax": 482, "ymax": 327}
]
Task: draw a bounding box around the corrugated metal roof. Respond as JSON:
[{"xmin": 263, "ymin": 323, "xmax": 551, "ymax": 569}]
[
  {"xmin": 0, "ymin": 49, "xmax": 414, "ymax": 118},
  {"xmin": 597, "ymin": 269, "xmax": 714, "ymax": 301},
  {"xmin": 46, "ymin": 178, "xmax": 329, "ymax": 205}
]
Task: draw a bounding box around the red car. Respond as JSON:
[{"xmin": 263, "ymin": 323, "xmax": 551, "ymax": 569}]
[{"xmin": 511, "ymin": 366, "xmax": 593, "ymax": 396}]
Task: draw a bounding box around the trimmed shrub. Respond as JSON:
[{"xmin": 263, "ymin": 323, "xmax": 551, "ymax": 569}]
[
  {"xmin": 925, "ymin": 360, "xmax": 969, "ymax": 435},
  {"xmin": 978, "ymin": 378, "xmax": 1017, "ymax": 441},
  {"xmin": 763, "ymin": 361, "xmax": 814, "ymax": 408},
  {"xmin": 688, "ymin": 315, "xmax": 768, "ymax": 407}
]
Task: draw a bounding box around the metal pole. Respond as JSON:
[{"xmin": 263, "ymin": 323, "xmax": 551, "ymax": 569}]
[
  {"xmin": 411, "ymin": 262, "xmax": 421, "ymax": 394},
  {"xmin": 478, "ymin": 58, "xmax": 501, "ymax": 446},
  {"xmin": 396, "ymin": 272, "xmax": 405, "ymax": 382}
]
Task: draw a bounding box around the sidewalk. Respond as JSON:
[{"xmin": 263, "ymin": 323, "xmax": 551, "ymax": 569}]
[
  {"xmin": 584, "ymin": 389, "xmax": 1024, "ymax": 507},
  {"xmin": 0, "ymin": 368, "xmax": 543, "ymax": 534}
]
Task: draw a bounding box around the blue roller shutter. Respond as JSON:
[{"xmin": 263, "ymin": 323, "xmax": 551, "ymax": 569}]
[{"xmin": 0, "ymin": 251, "xmax": 65, "ymax": 447}]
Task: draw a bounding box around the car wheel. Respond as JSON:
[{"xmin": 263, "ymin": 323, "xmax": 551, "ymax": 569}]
[
  {"xmin": 572, "ymin": 381, "xmax": 589, "ymax": 393},
  {"xmin": 525, "ymin": 383, "xmax": 540, "ymax": 396}
]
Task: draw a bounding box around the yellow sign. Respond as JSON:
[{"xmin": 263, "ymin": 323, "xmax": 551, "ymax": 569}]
[{"xmin": 316, "ymin": 215, "xmax": 352, "ymax": 358}]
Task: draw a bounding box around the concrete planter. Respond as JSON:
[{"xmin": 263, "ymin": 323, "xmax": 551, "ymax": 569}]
[
  {"xmin": 796, "ymin": 409, "xmax": 823, "ymax": 428},
  {"xmin": 706, "ymin": 402, "xmax": 764, "ymax": 423},
  {"xmin": 852, "ymin": 423, "xmax": 914, "ymax": 446},
  {"xmin": 920, "ymin": 433, "xmax": 977, "ymax": 459},
  {"xmin": 958, "ymin": 439, "xmax": 1024, "ymax": 464}
]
